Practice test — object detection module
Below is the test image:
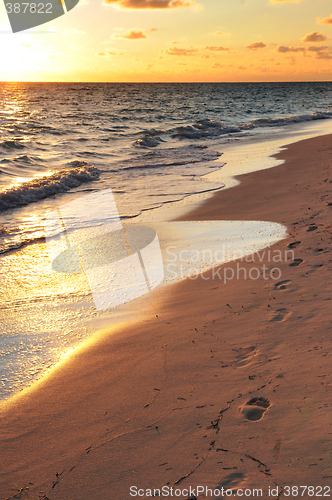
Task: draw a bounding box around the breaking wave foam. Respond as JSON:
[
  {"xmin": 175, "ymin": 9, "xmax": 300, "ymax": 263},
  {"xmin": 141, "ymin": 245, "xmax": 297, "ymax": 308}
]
[{"xmin": 0, "ymin": 165, "xmax": 101, "ymax": 212}]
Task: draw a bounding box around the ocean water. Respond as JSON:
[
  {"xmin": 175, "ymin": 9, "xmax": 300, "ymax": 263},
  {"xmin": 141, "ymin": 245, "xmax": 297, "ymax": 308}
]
[
  {"xmin": 1, "ymin": 81, "xmax": 332, "ymax": 400},
  {"xmin": 1, "ymin": 81, "xmax": 332, "ymax": 253}
]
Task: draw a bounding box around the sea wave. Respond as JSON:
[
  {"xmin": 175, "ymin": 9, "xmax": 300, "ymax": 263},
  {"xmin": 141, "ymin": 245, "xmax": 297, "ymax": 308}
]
[
  {"xmin": 0, "ymin": 140, "xmax": 26, "ymax": 151},
  {"xmin": 253, "ymin": 110, "xmax": 332, "ymax": 127},
  {"xmin": 0, "ymin": 155, "xmax": 45, "ymax": 169},
  {"xmin": 135, "ymin": 136, "xmax": 165, "ymax": 147},
  {"xmin": 120, "ymin": 147, "xmax": 222, "ymax": 170},
  {"xmin": 138, "ymin": 111, "xmax": 332, "ymax": 141},
  {"xmin": 0, "ymin": 165, "xmax": 101, "ymax": 212}
]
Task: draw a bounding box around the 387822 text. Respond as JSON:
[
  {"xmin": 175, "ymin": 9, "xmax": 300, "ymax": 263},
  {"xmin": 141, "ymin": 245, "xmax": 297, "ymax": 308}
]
[
  {"xmin": 283, "ymin": 486, "xmax": 330, "ymax": 497},
  {"xmin": 5, "ymin": 3, "xmax": 53, "ymax": 13}
]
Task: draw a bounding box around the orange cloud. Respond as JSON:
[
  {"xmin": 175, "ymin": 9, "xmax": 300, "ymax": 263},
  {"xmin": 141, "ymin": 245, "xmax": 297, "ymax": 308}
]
[
  {"xmin": 246, "ymin": 42, "xmax": 266, "ymax": 50},
  {"xmin": 317, "ymin": 15, "xmax": 332, "ymax": 25},
  {"xmin": 316, "ymin": 51, "xmax": 332, "ymax": 59},
  {"xmin": 114, "ymin": 29, "xmax": 147, "ymax": 39},
  {"xmin": 307, "ymin": 45, "xmax": 328, "ymax": 52},
  {"xmin": 103, "ymin": 0, "xmax": 195, "ymax": 8},
  {"xmin": 277, "ymin": 45, "xmax": 331, "ymax": 58},
  {"xmin": 166, "ymin": 47, "xmax": 197, "ymax": 56},
  {"xmin": 276, "ymin": 43, "xmax": 332, "ymax": 60},
  {"xmin": 205, "ymin": 46, "xmax": 229, "ymax": 51},
  {"xmin": 302, "ymin": 32, "xmax": 328, "ymax": 43},
  {"xmin": 277, "ymin": 45, "xmax": 305, "ymax": 53},
  {"xmin": 97, "ymin": 50, "xmax": 123, "ymax": 56}
]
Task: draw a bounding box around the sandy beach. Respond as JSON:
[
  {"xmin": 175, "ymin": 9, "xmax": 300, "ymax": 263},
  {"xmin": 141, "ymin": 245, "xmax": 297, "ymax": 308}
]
[{"xmin": 1, "ymin": 133, "xmax": 332, "ymax": 500}]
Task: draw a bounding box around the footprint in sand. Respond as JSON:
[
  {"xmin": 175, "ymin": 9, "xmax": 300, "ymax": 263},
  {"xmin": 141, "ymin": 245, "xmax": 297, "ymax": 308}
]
[
  {"xmin": 240, "ymin": 397, "xmax": 270, "ymax": 421},
  {"xmin": 270, "ymin": 308, "xmax": 292, "ymax": 322},
  {"xmin": 288, "ymin": 241, "xmax": 301, "ymax": 249},
  {"xmin": 217, "ymin": 472, "xmax": 246, "ymax": 490},
  {"xmin": 289, "ymin": 258, "xmax": 303, "ymax": 267},
  {"xmin": 233, "ymin": 346, "xmax": 257, "ymax": 367},
  {"xmin": 273, "ymin": 439, "xmax": 282, "ymax": 460},
  {"xmin": 274, "ymin": 280, "xmax": 291, "ymax": 290}
]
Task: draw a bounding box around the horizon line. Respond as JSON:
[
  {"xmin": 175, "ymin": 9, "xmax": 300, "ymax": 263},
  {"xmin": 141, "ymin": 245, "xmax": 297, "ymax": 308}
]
[{"xmin": 0, "ymin": 80, "xmax": 332, "ymax": 84}]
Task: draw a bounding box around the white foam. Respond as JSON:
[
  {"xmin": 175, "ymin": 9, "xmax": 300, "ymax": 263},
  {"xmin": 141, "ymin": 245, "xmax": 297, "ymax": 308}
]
[{"xmin": 0, "ymin": 165, "xmax": 100, "ymax": 212}]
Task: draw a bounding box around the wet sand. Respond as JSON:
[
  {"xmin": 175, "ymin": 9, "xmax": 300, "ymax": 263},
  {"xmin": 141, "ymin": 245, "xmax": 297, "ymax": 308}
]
[{"xmin": 1, "ymin": 134, "xmax": 332, "ymax": 499}]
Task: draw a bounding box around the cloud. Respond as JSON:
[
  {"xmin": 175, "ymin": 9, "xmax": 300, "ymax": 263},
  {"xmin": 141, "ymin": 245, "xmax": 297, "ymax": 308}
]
[
  {"xmin": 307, "ymin": 45, "xmax": 328, "ymax": 52},
  {"xmin": 205, "ymin": 45, "xmax": 229, "ymax": 51},
  {"xmin": 103, "ymin": 0, "xmax": 195, "ymax": 9},
  {"xmin": 212, "ymin": 62, "xmax": 223, "ymax": 68},
  {"xmin": 166, "ymin": 47, "xmax": 197, "ymax": 56},
  {"xmin": 246, "ymin": 42, "xmax": 266, "ymax": 50},
  {"xmin": 276, "ymin": 43, "xmax": 332, "ymax": 61},
  {"xmin": 317, "ymin": 15, "xmax": 332, "ymax": 25},
  {"xmin": 238, "ymin": 66, "xmax": 246, "ymax": 70},
  {"xmin": 309, "ymin": 46, "xmax": 332, "ymax": 60},
  {"xmin": 114, "ymin": 29, "xmax": 147, "ymax": 39},
  {"xmin": 277, "ymin": 45, "xmax": 331, "ymax": 59},
  {"xmin": 97, "ymin": 50, "xmax": 123, "ymax": 56},
  {"xmin": 302, "ymin": 32, "xmax": 328, "ymax": 43},
  {"xmin": 316, "ymin": 51, "xmax": 332, "ymax": 59},
  {"xmin": 277, "ymin": 45, "xmax": 305, "ymax": 52}
]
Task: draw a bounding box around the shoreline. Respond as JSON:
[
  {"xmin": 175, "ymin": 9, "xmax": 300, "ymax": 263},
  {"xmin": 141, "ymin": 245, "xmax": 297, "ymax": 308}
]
[{"xmin": 1, "ymin": 133, "xmax": 332, "ymax": 499}]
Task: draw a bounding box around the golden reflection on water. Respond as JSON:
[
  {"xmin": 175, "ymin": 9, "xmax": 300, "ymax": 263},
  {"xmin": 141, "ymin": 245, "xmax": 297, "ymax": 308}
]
[
  {"xmin": 1, "ymin": 241, "xmax": 91, "ymax": 303},
  {"xmin": 0, "ymin": 241, "xmax": 96, "ymax": 398},
  {"xmin": 8, "ymin": 170, "xmax": 56, "ymax": 190},
  {"xmin": 1, "ymin": 85, "xmax": 29, "ymax": 121}
]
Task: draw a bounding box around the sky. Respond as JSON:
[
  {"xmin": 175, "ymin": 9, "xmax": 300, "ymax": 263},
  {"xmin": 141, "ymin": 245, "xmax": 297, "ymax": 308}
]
[{"xmin": 0, "ymin": 0, "xmax": 332, "ymax": 81}]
